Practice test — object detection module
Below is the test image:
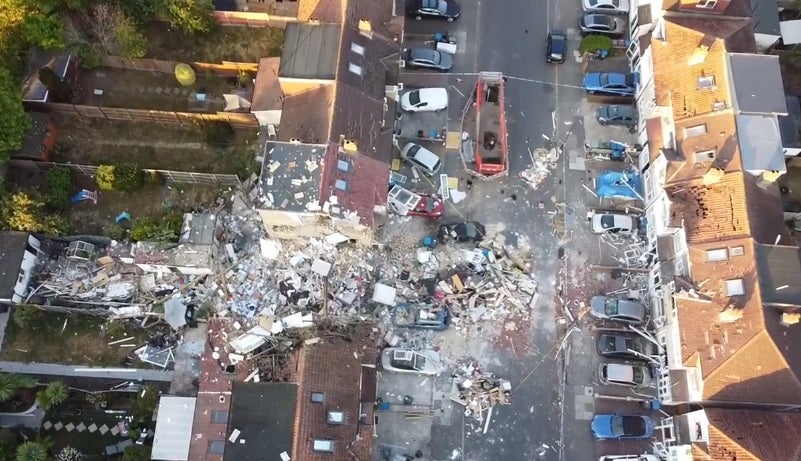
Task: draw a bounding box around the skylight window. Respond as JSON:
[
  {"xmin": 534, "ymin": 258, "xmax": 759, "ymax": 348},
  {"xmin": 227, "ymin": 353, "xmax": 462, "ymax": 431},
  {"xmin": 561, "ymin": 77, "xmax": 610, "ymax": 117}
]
[
  {"xmin": 696, "ymin": 0, "xmax": 717, "ymax": 8},
  {"xmin": 684, "ymin": 124, "xmax": 707, "ymax": 138},
  {"xmin": 694, "ymin": 150, "xmax": 715, "ymax": 164},
  {"xmin": 327, "ymin": 411, "xmax": 345, "ymax": 425},
  {"xmin": 335, "ymin": 179, "xmax": 350, "ymax": 191},
  {"xmin": 349, "ymin": 63, "xmax": 363, "ymax": 76},
  {"xmin": 310, "ymin": 392, "xmax": 324, "ymax": 403},
  {"xmin": 313, "ymin": 440, "xmax": 334, "ymax": 453},
  {"xmin": 706, "ymin": 248, "xmax": 728, "ymax": 262},
  {"xmin": 337, "ymin": 159, "xmax": 351, "ymax": 172},
  {"xmin": 697, "ymin": 75, "xmax": 715, "ymax": 89},
  {"xmin": 351, "ymin": 42, "xmax": 365, "ymax": 56},
  {"xmin": 724, "ymin": 279, "xmax": 745, "ymax": 296}
]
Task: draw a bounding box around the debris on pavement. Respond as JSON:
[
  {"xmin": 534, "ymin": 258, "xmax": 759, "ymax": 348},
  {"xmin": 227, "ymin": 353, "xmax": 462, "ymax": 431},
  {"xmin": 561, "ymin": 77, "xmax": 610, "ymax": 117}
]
[
  {"xmin": 449, "ymin": 360, "xmax": 512, "ymax": 426},
  {"xmin": 519, "ymin": 147, "xmax": 559, "ymax": 190}
]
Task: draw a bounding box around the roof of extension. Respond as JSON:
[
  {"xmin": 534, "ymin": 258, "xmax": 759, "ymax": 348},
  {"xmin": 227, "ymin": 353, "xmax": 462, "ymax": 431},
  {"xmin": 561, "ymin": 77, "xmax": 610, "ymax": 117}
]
[
  {"xmin": 728, "ymin": 53, "xmax": 787, "ymax": 115},
  {"xmin": 259, "ymin": 142, "xmax": 328, "ymax": 212},
  {"xmin": 755, "ymin": 244, "xmax": 801, "ymax": 307},
  {"xmin": 297, "ymin": 0, "xmax": 343, "ymax": 22},
  {"xmin": 292, "ymin": 325, "xmax": 378, "ymax": 461},
  {"xmin": 693, "ymin": 408, "xmax": 801, "ymax": 461},
  {"xmin": 224, "ymin": 382, "xmax": 298, "ymax": 461},
  {"xmin": 280, "ymin": 24, "xmax": 341, "ymax": 80},
  {"xmin": 736, "ymin": 114, "xmax": 786, "ymax": 173},
  {"xmin": 651, "ymin": 16, "xmax": 754, "ymax": 121},
  {"xmin": 277, "ymin": 85, "xmax": 336, "ymax": 144}
]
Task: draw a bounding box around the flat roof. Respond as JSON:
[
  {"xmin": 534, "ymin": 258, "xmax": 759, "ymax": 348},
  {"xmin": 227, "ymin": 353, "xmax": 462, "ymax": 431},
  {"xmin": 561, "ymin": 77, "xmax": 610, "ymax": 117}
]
[
  {"xmin": 179, "ymin": 213, "xmax": 217, "ymax": 245},
  {"xmin": 258, "ymin": 142, "xmax": 327, "ymax": 212},
  {"xmin": 756, "ymin": 244, "xmax": 801, "ymax": 306},
  {"xmin": 779, "ymin": 96, "xmax": 801, "ymax": 147},
  {"xmin": 735, "ymin": 114, "xmax": 786, "ymax": 172},
  {"xmin": 152, "ymin": 396, "xmax": 197, "ymax": 461},
  {"xmin": 728, "ymin": 53, "xmax": 787, "ymax": 115},
  {"xmin": 279, "ymin": 24, "xmax": 340, "ymax": 79},
  {"xmin": 0, "ymin": 232, "xmax": 31, "ymax": 300},
  {"xmin": 224, "ymin": 382, "xmax": 297, "ymax": 461}
]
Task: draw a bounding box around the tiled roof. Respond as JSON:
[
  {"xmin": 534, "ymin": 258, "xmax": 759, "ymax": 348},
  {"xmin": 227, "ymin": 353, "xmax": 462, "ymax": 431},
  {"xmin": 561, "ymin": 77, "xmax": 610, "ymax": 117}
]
[
  {"xmin": 666, "ymin": 113, "xmax": 742, "ymax": 184},
  {"xmin": 318, "ymin": 141, "xmax": 389, "ymax": 228},
  {"xmin": 297, "ymin": 0, "xmax": 343, "ymax": 22},
  {"xmin": 662, "ymin": 0, "xmax": 753, "ymax": 16},
  {"xmin": 293, "ymin": 326, "xmax": 378, "ymax": 461},
  {"xmin": 277, "ymin": 85, "xmax": 336, "ymax": 144},
  {"xmin": 666, "ymin": 173, "xmax": 750, "ymax": 244},
  {"xmin": 651, "ymin": 17, "xmax": 753, "ymax": 121},
  {"xmin": 694, "ymin": 408, "xmax": 801, "ymax": 461}
]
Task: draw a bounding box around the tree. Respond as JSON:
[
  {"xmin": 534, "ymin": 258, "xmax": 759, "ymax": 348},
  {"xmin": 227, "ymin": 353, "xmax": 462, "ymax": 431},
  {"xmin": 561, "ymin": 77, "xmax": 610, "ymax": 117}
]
[
  {"xmin": 0, "ymin": 191, "xmax": 69, "ymax": 234},
  {"xmin": 14, "ymin": 442, "xmax": 47, "ymax": 461},
  {"xmin": 0, "ymin": 68, "xmax": 30, "ymax": 164},
  {"xmin": 37, "ymin": 381, "xmax": 68, "ymax": 410},
  {"xmin": 21, "ymin": 12, "xmax": 64, "ymax": 50},
  {"xmin": 157, "ymin": 0, "xmax": 214, "ymax": 34},
  {"xmin": 85, "ymin": 4, "xmax": 147, "ymax": 58},
  {"xmin": 55, "ymin": 446, "xmax": 81, "ymax": 461},
  {"xmin": 95, "ymin": 165, "xmax": 115, "ymax": 190},
  {"xmin": 37, "ymin": 67, "xmax": 73, "ymax": 103}
]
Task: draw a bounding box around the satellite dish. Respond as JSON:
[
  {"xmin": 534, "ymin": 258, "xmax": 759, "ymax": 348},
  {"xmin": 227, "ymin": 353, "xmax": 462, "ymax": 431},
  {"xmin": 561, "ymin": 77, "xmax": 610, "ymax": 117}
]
[{"xmin": 174, "ymin": 63, "xmax": 196, "ymax": 86}]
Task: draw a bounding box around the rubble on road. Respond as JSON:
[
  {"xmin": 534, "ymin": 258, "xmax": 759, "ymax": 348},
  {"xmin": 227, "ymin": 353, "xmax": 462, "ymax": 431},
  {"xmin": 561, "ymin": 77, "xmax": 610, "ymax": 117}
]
[
  {"xmin": 519, "ymin": 147, "xmax": 559, "ymax": 190},
  {"xmin": 449, "ymin": 360, "xmax": 512, "ymax": 426}
]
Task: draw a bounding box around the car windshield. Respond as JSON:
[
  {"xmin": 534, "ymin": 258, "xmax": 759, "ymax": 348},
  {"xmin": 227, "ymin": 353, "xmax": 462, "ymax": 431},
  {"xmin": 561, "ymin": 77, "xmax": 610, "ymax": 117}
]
[
  {"xmin": 611, "ymin": 416, "xmax": 625, "ymax": 436},
  {"xmin": 605, "ymin": 298, "xmax": 619, "ymax": 316},
  {"xmin": 633, "ymin": 367, "xmax": 644, "ymax": 384},
  {"xmin": 430, "ymin": 52, "xmax": 441, "ymax": 64},
  {"xmin": 423, "ymin": 0, "xmax": 447, "ymax": 12},
  {"xmin": 600, "ymin": 214, "xmax": 616, "ymax": 229},
  {"xmin": 407, "ymin": 144, "xmax": 421, "ymax": 156},
  {"xmin": 599, "ymin": 73, "xmax": 609, "ymax": 86},
  {"xmin": 408, "ymin": 90, "xmax": 421, "ymax": 106},
  {"xmin": 424, "ymin": 196, "xmax": 436, "ymax": 211},
  {"xmin": 413, "ymin": 354, "xmax": 426, "ymax": 370}
]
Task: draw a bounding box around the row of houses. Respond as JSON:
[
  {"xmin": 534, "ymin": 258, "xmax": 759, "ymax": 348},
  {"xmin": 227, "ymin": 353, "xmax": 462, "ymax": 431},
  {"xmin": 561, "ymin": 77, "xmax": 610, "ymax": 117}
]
[{"xmin": 627, "ymin": 0, "xmax": 801, "ymax": 459}]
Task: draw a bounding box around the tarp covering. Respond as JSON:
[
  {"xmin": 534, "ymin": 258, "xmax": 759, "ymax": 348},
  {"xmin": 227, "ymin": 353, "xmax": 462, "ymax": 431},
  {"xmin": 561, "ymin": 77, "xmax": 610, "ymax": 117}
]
[
  {"xmin": 596, "ymin": 170, "xmax": 642, "ymax": 200},
  {"xmin": 164, "ymin": 298, "xmax": 187, "ymax": 330}
]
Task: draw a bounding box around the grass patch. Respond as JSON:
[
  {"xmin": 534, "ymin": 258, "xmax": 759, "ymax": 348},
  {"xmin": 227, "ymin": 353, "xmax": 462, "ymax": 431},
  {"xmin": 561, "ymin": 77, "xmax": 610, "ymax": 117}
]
[
  {"xmin": 145, "ymin": 21, "xmax": 284, "ymax": 62},
  {"xmin": 579, "ymin": 35, "xmax": 613, "ymax": 54},
  {"xmin": 1, "ymin": 310, "xmax": 149, "ymax": 366}
]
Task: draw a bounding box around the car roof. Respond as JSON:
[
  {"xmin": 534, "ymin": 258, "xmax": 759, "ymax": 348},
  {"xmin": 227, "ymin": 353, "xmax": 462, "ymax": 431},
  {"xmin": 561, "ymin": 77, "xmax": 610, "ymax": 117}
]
[
  {"xmin": 609, "ymin": 105, "xmax": 637, "ymax": 116},
  {"xmin": 584, "ymin": 14, "xmax": 614, "ymax": 26},
  {"xmin": 605, "ymin": 363, "xmax": 636, "ymax": 382},
  {"xmin": 408, "ymin": 144, "xmax": 440, "ymax": 167},
  {"xmin": 607, "ymin": 73, "xmax": 632, "ymax": 85},
  {"xmin": 409, "ymin": 48, "xmax": 438, "ymax": 60},
  {"xmin": 417, "ymin": 87, "xmax": 449, "ymax": 101}
]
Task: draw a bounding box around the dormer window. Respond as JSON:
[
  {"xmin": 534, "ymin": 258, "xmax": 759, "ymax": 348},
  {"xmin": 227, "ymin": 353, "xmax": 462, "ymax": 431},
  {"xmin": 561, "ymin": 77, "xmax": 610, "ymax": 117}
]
[
  {"xmin": 697, "ymin": 75, "xmax": 715, "ymax": 89},
  {"xmin": 696, "ymin": 0, "xmax": 717, "ymax": 8},
  {"xmin": 694, "ymin": 150, "xmax": 715, "ymax": 164},
  {"xmin": 724, "ymin": 279, "xmax": 745, "ymax": 296}
]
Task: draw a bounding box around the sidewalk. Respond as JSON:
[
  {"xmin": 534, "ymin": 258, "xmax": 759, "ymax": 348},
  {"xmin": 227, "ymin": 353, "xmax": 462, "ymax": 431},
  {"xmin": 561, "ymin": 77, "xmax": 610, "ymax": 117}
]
[{"xmin": 0, "ymin": 361, "xmax": 173, "ymax": 382}]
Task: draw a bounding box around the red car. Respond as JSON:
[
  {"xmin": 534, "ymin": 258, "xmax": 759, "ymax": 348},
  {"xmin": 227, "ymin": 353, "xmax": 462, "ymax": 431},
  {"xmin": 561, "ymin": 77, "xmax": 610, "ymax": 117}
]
[{"xmin": 407, "ymin": 194, "xmax": 445, "ymax": 218}]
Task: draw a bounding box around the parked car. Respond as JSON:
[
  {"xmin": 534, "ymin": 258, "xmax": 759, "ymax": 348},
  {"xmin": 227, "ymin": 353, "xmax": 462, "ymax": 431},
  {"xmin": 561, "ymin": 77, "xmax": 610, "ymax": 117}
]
[
  {"xmin": 546, "ymin": 30, "xmax": 567, "ymax": 64},
  {"xmin": 438, "ymin": 221, "xmax": 486, "ymax": 242},
  {"xmin": 582, "ymin": 0, "xmax": 629, "ymax": 14},
  {"xmin": 407, "ymin": 0, "xmax": 461, "ymax": 21},
  {"xmin": 597, "ymin": 332, "xmax": 658, "ymax": 360},
  {"xmin": 404, "ymin": 48, "xmax": 454, "ymax": 72},
  {"xmin": 599, "ymin": 362, "xmax": 652, "ymax": 387},
  {"xmin": 590, "ymin": 296, "xmax": 646, "ymax": 324},
  {"xmin": 590, "ymin": 212, "xmax": 636, "ymax": 234},
  {"xmin": 592, "ymin": 414, "xmax": 654, "ymax": 440},
  {"xmin": 583, "ymin": 72, "xmax": 636, "ymax": 96},
  {"xmin": 599, "ymin": 456, "xmax": 660, "ymax": 461},
  {"xmin": 393, "ymin": 304, "xmax": 450, "ymax": 330},
  {"xmin": 401, "ymin": 142, "xmax": 443, "ymax": 175},
  {"xmin": 409, "ymin": 194, "xmax": 445, "ymax": 218},
  {"xmin": 400, "ymin": 87, "xmax": 449, "ymax": 112},
  {"xmin": 579, "ymin": 14, "xmax": 626, "ymax": 37},
  {"xmin": 381, "ymin": 348, "xmax": 443, "ymax": 375},
  {"xmin": 596, "ymin": 105, "xmax": 637, "ymax": 127}
]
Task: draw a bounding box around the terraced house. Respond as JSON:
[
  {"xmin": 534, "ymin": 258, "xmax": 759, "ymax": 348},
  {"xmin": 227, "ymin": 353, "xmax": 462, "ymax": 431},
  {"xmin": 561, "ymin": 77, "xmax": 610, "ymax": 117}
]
[{"xmin": 624, "ymin": 0, "xmax": 801, "ymax": 459}]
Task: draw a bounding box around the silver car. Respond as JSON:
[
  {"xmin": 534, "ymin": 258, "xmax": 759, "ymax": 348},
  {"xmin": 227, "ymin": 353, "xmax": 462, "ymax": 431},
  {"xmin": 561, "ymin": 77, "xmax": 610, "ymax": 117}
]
[
  {"xmin": 590, "ymin": 296, "xmax": 646, "ymax": 324},
  {"xmin": 598, "ymin": 362, "xmax": 652, "ymax": 387},
  {"xmin": 381, "ymin": 348, "xmax": 443, "ymax": 375},
  {"xmin": 404, "ymin": 48, "xmax": 454, "ymax": 72},
  {"xmin": 579, "ymin": 14, "xmax": 626, "ymax": 37},
  {"xmin": 401, "ymin": 142, "xmax": 442, "ymax": 175}
]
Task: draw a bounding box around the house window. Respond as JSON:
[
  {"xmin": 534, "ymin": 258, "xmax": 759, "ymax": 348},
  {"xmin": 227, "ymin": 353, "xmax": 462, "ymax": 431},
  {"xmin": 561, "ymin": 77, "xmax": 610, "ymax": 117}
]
[
  {"xmin": 706, "ymin": 248, "xmax": 728, "ymax": 262},
  {"xmin": 208, "ymin": 440, "xmax": 225, "ymax": 454},
  {"xmin": 694, "ymin": 150, "xmax": 715, "ymax": 163},
  {"xmin": 696, "ymin": 0, "xmax": 717, "ymax": 8},
  {"xmin": 313, "ymin": 440, "xmax": 334, "ymax": 453},
  {"xmin": 697, "ymin": 75, "xmax": 715, "ymax": 89},
  {"xmin": 729, "ymin": 246, "xmax": 744, "ymax": 256},
  {"xmin": 712, "ymin": 101, "xmax": 726, "ymax": 111},
  {"xmin": 311, "ymin": 392, "xmax": 324, "ymax": 403},
  {"xmin": 684, "ymin": 124, "xmax": 707, "ymax": 138},
  {"xmin": 351, "ymin": 42, "xmax": 365, "ymax": 56},
  {"xmin": 349, "ymin": 63, "xmax": 362, "ymax": 76},
  {"xmin": 327, "ymin": 411, "xmax": 345, "ymax": 425},
  {"xmin": 335, "ymin": 179, "xmax": 350, "ymax": 191},
  {"xmin": 724, "ymin": 279, "xmax": 745, "ymax": 296},
  {"xmin": 337, "ymin": 159, "xmax": 351, "ymax": 172},
  {"xmin": 211, "ymin": 410, "xmax": 229, "ymax": 424}
]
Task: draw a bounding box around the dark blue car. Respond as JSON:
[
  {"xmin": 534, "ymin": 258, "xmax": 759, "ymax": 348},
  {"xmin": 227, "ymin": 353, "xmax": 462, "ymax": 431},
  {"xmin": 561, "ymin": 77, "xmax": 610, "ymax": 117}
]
[
  {"xmin": 583, "ymin": 72, "xmax": 636, "ymax": 96},
  {"xmin": 591, "ymin": 414, "xmax": 654, "ymax": 440}
]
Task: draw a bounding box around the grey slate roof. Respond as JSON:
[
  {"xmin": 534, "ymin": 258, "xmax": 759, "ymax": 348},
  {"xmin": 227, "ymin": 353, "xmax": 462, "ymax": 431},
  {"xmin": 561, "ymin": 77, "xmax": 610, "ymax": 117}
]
[
  {"xmin": 0, "ymin": 232, "xmax": 30, "ymax": 301},
  {"xmin": 755, "ymin": 244, "xmax": 801, "ymax": 307},
  {"xmin": 779, "ymin": 96, "xmax": 801, "ymax": 148},
  {"xmin": 224, "ymin": 382, "xmax": 297, "ymax": 461},
  {"xmin": 728, "ymin": 53, "xmax": 787, "ymax": 115},
  {"xmin": 735, "ymin": 114, "xmax": 786, "ymax": 172},
  {"xmin": 279, "ymin": 24, "xmax": 341, "ymax": 79}
]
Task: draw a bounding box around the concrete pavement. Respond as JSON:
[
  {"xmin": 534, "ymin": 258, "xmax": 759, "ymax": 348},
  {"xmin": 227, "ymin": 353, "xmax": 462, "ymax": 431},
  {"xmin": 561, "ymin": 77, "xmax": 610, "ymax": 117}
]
[{"xmin": 0, "ymin": 361, "xmax": 173, "ymax": 382}]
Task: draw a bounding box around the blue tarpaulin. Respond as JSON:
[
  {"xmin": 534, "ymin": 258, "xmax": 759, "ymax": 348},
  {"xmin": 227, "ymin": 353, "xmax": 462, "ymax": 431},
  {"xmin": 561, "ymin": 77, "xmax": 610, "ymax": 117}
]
[{"xmin": 596, "ymin": 170, "xmax": 642, "ymax": 200}]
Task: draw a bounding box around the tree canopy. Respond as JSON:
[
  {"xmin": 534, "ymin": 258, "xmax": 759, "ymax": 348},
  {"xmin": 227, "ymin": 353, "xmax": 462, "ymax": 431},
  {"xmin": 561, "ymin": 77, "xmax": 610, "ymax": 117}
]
[{"xmin": 0, "ymin": 68, "xmax": 30, "ymax": 164}]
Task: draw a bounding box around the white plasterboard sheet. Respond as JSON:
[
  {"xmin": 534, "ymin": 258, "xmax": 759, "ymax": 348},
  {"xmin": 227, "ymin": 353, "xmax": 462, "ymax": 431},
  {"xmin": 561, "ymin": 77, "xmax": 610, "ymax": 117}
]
[{"xmin": 152, "ymin": 396, "xmax": 196, "ymax": 460}]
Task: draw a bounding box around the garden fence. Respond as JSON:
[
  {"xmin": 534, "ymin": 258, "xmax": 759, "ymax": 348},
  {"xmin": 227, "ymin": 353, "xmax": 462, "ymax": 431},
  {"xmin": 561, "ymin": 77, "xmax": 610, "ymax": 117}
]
[
  {"xmin": 42, "ymin": 102, "xmax": 259, "ymax": 129},
  {"xmin": 100, "ymin": 56, "xmax": 259, "ymax": 77},
  {"xmin": 213, "ymin": 11, "xmax": 295, "ymax": 28}
]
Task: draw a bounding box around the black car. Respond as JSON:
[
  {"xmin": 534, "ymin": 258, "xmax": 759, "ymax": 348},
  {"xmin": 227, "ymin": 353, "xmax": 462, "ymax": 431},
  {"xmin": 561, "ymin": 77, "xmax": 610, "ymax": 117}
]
[
  {"xmin": 597, "ymin": 332, "xmax": 657, "ymax": 360},
  {"xmin": 579, "ymin": 14, "xmax": 626, "ymax": 37},
  {"xmin": 546, "ymin": 31, "xmax": 567, "ymax": 64},
  {"xmin": 596, "ymin": 105, "xmax": 637, "ymax": 127},
  {"xmin": 407, "ymin": 0, "xmax": 461, "ymax": 21},
  {"xmin": 438, "ymin": 221, "xmax": 486, "ymax": 242}
]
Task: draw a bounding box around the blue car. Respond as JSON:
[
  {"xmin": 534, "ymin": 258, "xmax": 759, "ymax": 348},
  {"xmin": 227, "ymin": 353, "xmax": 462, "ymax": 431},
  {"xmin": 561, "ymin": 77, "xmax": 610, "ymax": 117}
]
[
  {"xmin": 583, "ymin": 72, "xmax": 636, "ymax": 96},
  {"xmin": 591, "ymin": 414, "xmax": 654, "ymax": 440}
]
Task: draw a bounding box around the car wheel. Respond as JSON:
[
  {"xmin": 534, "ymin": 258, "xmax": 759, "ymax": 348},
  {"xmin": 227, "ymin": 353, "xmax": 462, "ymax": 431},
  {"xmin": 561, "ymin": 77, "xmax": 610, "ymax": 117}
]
[
  {"xmin": 416, "ymin": 15, "xmax": 422, "ymax": 20},
  {"xmin": 588, "ymin": 90, "xmax": 596, "ymax": 95},
  {"xmin": 629, "ymin": 127, "xmax": 637, "ymax": 134},
  {"xmin": 447, "ymin": 17, "xmax": 454, "ymax": 22},
  {"xmin": 439, "ymin": 68, "xmax": 448, "ymax": 73},
  {"xmin": 598, "ymin": 121, "xmax": 607, "ymax": 126}
]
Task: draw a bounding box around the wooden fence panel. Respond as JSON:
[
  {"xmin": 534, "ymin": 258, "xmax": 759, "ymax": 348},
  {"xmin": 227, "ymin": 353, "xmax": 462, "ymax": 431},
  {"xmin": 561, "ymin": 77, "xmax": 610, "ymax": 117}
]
[
  {"xmin": 100, "ymin": 56, "xmax": 259, "ymax": 77},
  {"xmin": 212, "ymin": 11, "xmax": 294, "ymax": 29},
  {"xmin": 43, "ymin": 103, "xmax": 258, "ymax": 128}
]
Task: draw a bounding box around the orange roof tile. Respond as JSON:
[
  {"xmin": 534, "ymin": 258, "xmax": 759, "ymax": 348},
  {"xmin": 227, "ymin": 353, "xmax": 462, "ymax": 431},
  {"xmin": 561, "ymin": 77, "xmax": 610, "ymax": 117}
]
[
  {"xmin": 665, "ymin": 114, "xmax": 743, "ymax": 184},
  {"xmin": 695, "ymin": 408, "xmax": 801, "ymax": 461},
  {"xmin": 667, "ymin": 173, "xmax": 750, "ymax": 244},
  {"xmin": 651, "ymin": 17, "xmax": 753, "ymax": 121}
]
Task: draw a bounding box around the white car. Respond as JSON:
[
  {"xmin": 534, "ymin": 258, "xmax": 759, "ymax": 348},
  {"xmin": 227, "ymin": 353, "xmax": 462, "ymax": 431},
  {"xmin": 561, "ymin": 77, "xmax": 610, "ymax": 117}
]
[
  {"xmin": 381, "ymin": 348, "xmax": 443, "ymax": 375},
  {"xmin": 400, "ymin": 87, "xmax": 449, "ymax": 112},
  {"xmin": 598, "ymin": 363, "xmax": 652, "ymax": 387},
  {"xmin": 582, "ymin": 0, "xmax": 629, "ymax": 14},
  {"xmin": 401, "ymin": 142, "xmax": 442, "ymax": 176},
  {"xmin": 599, "ymin": 456, "xmax": 659, "ymax": 461},
  {"xmin": 590, "ymin": 212, "xmax": 636, "ymax": 234}
]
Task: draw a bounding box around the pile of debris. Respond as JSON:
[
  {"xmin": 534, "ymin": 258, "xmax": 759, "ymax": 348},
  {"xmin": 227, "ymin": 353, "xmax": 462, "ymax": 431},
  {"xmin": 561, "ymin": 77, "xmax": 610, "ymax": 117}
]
[
  {"xmin": 519, "ymin": 147, "xmax": 559, "ymax": 190},
  {"xmin": 449, "ymin": 361, "xmax": 511, "ymax": 432}
]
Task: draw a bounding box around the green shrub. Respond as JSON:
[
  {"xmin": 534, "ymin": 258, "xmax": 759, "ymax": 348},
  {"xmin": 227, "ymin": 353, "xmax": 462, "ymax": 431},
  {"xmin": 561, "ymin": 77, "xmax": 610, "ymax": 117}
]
[
  {"xmin": 579, "ymin": 35, "xmax": 613, "ymax": 54},
  {"xmin": 12, "ymin": 306, "xmax": 42, "ymax": 329},
  {"xmin": 107, "ymin": 225, "xmax": 126, "ymax": 240},
  {"xmin": 96, "ymin": 165, "xmax": 115, "ymax": 190},
  {"xmin": 44, "ymin": 167, "xmax": 73, "ymax": 210},
  {"xmin": 203, "ymin": 122, "xmax": 235, "ymax": 148},
  {"xmin": 130, "ymin": 217, "xmax": 159, "ymax": 241},
  {"xmin": 114, "ymin": 163, "xmax": 144, "ymax": 191}
]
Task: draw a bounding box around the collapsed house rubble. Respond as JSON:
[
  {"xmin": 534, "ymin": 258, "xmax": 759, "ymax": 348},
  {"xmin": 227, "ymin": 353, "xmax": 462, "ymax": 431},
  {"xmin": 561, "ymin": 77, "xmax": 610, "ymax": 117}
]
[
  {"xmin": 519, "ymin": 147, "xmax": 559, "ymax": 190},
  {"xmin": 449, "ymin": 360, "xmax": 512, "ymax": 433}
]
